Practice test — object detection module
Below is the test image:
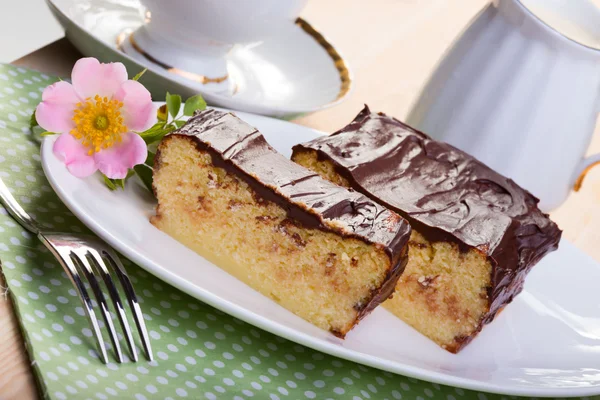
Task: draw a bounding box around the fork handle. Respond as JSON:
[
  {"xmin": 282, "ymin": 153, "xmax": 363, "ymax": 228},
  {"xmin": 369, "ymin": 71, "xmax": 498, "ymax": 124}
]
[{"xmin": 0, "ymin": 175, "xmax": 41, "ymax": 234}]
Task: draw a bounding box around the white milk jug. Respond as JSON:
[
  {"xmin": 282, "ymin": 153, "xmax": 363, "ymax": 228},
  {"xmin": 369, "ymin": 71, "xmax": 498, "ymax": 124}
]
[{"xmin": 407, "ymin": 0, "xmax": 600, "ymax": 211}]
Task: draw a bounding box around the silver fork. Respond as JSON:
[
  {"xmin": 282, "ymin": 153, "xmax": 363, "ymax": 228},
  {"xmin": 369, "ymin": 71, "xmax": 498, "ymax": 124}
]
[{"xmin": 0, "ymin": 176, "xmax": 153, "ymax": 363}]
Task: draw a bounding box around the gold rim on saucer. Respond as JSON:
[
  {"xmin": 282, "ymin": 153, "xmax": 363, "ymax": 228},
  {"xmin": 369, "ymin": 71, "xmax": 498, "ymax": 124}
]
[
  {"xmin": 295, "ymin": 17, "xmax": 351, "ymax": 101},
  {"xmin": 116, "ymin": 18, "xmax": 352, "ymax": 100},
  {"xmin": 573, "ymin": 161, "xmax": 600, "ymax": 191},
  {"xmin": 116, "ymin": 30, "xmax": 229, "ymax": 85}
]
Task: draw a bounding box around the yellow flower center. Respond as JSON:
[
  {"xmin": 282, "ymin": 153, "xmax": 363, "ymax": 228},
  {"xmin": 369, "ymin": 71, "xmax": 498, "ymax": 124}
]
[{"xmin": 71, "ymin": 95, "xmax": 127, "ymax": 155}]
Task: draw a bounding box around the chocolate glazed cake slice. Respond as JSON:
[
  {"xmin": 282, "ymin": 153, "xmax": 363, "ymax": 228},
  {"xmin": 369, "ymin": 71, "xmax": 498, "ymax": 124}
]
[
  {"xmin": 292, "ymin": 106, "xmax": 562, "ymax": 352},
  {"xmin": 151, "ymin": 109, "xmax": 411, "ymax": 337}
]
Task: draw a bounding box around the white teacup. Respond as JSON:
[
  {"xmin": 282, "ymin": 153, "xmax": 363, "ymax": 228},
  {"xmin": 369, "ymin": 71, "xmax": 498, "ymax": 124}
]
[{"xmin": 131, "ymin": 0, "xmax": 308, "ymax": 92}]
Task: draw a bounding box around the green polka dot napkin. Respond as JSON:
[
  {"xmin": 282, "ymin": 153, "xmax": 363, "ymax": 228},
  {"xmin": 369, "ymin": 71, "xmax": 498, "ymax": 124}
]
[{"xmin": 0, "ymin": 64, "xmax": 594, "ymax": 400}]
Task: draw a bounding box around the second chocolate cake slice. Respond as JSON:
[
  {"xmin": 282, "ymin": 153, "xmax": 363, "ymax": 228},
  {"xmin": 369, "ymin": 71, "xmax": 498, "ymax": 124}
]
[
  {"xmin": 292, "ymin": 106, "xmax": 562, "ymax": 352},
  {"xmin": 151, "ymin": 109, "xmax": 411, "ymax": 337}
]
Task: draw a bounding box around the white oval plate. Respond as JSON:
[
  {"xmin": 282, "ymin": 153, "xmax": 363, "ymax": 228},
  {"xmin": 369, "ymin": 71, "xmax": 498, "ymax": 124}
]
[
  {"xmin": 45, "ymin": 0, "xmax": 351, "ymax": 119},
  {"xmin": 41, "ymin": 108, "xmax": 600, "ymax": 397}
]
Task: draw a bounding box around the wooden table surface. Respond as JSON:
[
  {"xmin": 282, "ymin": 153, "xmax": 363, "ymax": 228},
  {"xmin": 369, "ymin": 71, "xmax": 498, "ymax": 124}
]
[{"xmin": 3, "ymin": 0, "xmax": 600, "ymax": 398}]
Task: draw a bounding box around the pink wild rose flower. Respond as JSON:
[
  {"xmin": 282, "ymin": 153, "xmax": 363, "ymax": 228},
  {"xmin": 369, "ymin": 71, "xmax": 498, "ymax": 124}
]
[{"xmin": 36, "ymin": 57, "xmax": 156, "ymax": 179}]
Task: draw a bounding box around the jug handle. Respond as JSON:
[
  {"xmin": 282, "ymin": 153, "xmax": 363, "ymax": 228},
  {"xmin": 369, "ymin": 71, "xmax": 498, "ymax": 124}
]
[{"xmin": 573, "ymin": 154, "xmax": 600, "ymax": 191}]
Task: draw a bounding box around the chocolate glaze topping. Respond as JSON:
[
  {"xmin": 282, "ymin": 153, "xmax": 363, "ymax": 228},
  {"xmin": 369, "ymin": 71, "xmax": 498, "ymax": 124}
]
[
  {"xmin": 292, "ymin": 106, "xmax": 562, "ymax": 338},
  {"xmin": 161, "ymin": 109, "xmax": 412, "ymax": 326}
]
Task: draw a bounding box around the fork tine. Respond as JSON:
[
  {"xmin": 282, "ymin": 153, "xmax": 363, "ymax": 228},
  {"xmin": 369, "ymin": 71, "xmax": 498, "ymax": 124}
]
[
  {"xmin": 73, "ymin": 249, "xmax": 124, "ymax": 363},
  {"xmin": 50, "ymin": 246, "xmax": 109, "ymax": 363},
  {"xmin": 87, "ymin": 248, "xmax": 138, "ymax": 362},
  {"xmin": 103, "ymin": 249, "xmax": 154, "ymax": 361}
]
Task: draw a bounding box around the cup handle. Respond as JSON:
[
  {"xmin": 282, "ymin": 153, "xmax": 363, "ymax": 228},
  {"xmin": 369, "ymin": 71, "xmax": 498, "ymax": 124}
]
[{"xmin": 573, "ymin": 154, "xmax": 600, "ymax": 191}]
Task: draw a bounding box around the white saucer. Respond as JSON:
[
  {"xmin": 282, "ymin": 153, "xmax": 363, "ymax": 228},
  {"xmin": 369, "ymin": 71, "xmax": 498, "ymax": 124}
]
[{"xmin": 45, "ymin": 0, "xmax": 352, "ymax": 118}]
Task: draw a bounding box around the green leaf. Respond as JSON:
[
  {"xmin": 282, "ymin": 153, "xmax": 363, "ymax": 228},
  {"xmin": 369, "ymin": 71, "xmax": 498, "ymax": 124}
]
[
  {"xmin": 132, "ymin": 68, "xmax": 147, "ymax": 81},
  {"xmin": 40, "ymin": 131, "xmax": 58, "ymax": 137},
  {"xmin": 102, "ymin": 171, "xmax": 134, "ymax": 191},
  {"xmin": 174, "ymin": 120, "xmax": 186, "ymax": 128},
  {"xmin": 166, "ymin": 92, "xmax": 182, "ymax": 119},
  {"xmin": 140, "ymin": 121, "xmax": 165, "ymax": 134},
  {"xmin": 29, "ymin": 110, "xmax": 38, "ymax": 129},
  {"xmin": 145, "ymin": 151, "xmax": 155, "ymax": 167},
  {"xmin": 183, "ymin": 94, "xmax": 207, "ymax": 116},
  {"xmin": 126, "ymin": 170, "xmax": 135, "ymax": 179},
  {"xmin": 134, "ymin": 164, "xmax": 154, "ymax": 194},
  {"xmin": 103, "ymin": 175, "xmax": 118, "ymax": 191},
  {"xmin": 139, "ymin": 122, "xmax": 175, "ymax": 145},
  {"xmin": 157, "ymin": 104, "xmax": 168, "ymax": 121}
]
